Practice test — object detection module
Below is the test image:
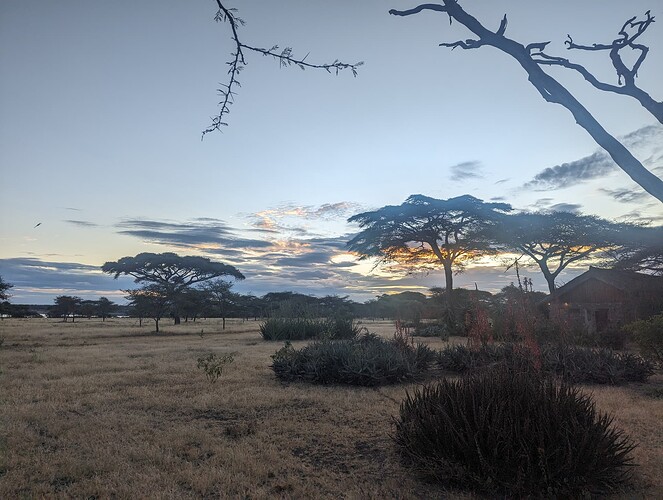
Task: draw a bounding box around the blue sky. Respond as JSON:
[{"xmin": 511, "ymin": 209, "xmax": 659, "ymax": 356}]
[{"xmin": 1, "ymin": 0, "xmax": 662, "ymax": 304}]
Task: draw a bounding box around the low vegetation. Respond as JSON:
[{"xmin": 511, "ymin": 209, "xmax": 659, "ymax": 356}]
[
  {"xmin": 259, "ymin": 316, "xmax": 360, "ymax": 341},
  {"xmin": 196, "ymin": 352, "xmax": 235, "ymax": 383},
  {"xmin": 271, "ymin": 332, "xmax": 436, "ymax": 386},
  {"xmin": 394, "ymin": 363, "xmax": 637, "ymax": 497},
  {"xmin": 625, "ymin": 314, "xmax": 663, "ymax": 367},
  {"xmin": 1, "ymin": 318, "xmax": 662, "ymax": 498},
  {"xmin": 437, "ymin": 343, "xmax": 654, "ymax": 385}
]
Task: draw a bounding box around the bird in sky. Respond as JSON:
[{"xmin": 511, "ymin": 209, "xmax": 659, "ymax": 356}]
[{"xmin": 34, "ymin": 222, "xmax": 42, "ymax": 228}]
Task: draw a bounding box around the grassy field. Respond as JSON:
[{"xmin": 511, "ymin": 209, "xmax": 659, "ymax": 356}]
[{"xmin": 1, "ymin": 318, "xmax": 662, "ymax": 498}]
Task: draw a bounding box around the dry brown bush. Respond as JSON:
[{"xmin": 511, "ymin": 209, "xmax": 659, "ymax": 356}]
[{"xmin": 0, "ymin": 317, "xmax": 661, "ymax": 498}]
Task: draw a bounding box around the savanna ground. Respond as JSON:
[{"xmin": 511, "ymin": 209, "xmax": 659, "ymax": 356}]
[{"xmin": 0, "ymin": 318, "xmax": 662, "ymax": 499}]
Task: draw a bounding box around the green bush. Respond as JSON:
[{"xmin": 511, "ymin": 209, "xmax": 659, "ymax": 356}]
[
  {"xmin": 543, "ymin": 345, "xmax": 653, "ymax": 385},
  {"xmin": 197, "ymin": 352, "xmax": 234, "ymax": 383},
  {"xmin": 394, "ymin": 364, "xmax": 636, "ymax": 497},
  {"xmin": 624, "ymin": 314, "xmax": 663, "ymax": 367},
  {"xmin": 436, "ymin": 343, "xmax": 653, "ymax": 385},
  {"xmin": 270, "ymin": 333, "xmax": 436, "ymax": 386},
  {"xmin": 413, "ymin": 324, "xmax": 450, "ymax": 340},
  {"xmin": 259, "ymin": 317, "xmax": 360, "ymax": 341}
]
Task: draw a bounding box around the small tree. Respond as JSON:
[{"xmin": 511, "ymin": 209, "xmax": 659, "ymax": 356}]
[
  {"xmin": 126, "ymin": 285, "xmax": 170, "ymax": 333},
  {"xmin": 201, "ymin": 279, "xmax": 238, "ymax": 330},
  {"xmin": 0, "ymin": 275, "xmax": 12, "ymax": 301},
  {"xmin": 0, "ymin": 275, "xmax": 12, "ymax": 320},
  {"xmin": 51, "ymin": 295, "xmax": 82, "ymax": 322},
  {"xmin": 102, "ymin": 252, "xmax": 244, "ymax": 325},
  {"xmin": 96, "ymin": 297, "xmax": 117, "ymax": 321}
]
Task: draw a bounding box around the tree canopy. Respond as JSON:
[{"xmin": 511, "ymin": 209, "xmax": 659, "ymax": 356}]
[
  {"xmin": 347, "ymin": 194, "xmax": 512, "ymax": 295},
  {"xmin": 494, "ymin": 211, "xmax": 628, "ymax": 293},
  {"xmin": 102, "ymin": 252, "xmax": 244, "ymax": 324}
]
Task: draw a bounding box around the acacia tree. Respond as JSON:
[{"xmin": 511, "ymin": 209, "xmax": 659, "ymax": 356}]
[
  {"xmin": 495, "ymin": 211, "xmax": 628, "ymax": 293},
  {"xmin": 609, "ymin": 225, "xmax": 663, "ymax": 275},
  {"xmin": 52, "ymin": 295, "xmax": 82, "ymax": 322},
  {"xmin": 201, "ymin": 279, "xmax": 239, "ymax": 330},
  {"xmin": 102, "ymin": 252, "xmax": 244, "ymax": 325},
  {"xmin": 96, "ymin": 297, "xmax": 117, "ymax": 322},
  {"xmin": 388, "ymin": 2, "xmax": 663, "ymax": 202},
  {"xmin": 126, "ymin": 285, "xmax": 170, "ymax": 332},
  {"xmin": 347, "ymin": 194, "xmax": 511, "ymax": 301},
  {"xmin": 0, "ymin": 275, "xmax": 12, "ymax": 301}
]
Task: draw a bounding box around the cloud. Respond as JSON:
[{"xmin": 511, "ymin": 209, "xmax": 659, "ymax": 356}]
[
  {"xmin": 0, "ymin": 257, "xmax": 134, "ymax": 303},
  {"xmin": 598, "ymin": 187, "xmax": 649, "ymax": 203},
  {"xmin": 116, "ymin": 218, "xmax": 272, "ymax": 250},
  {"xmin": 524, "ymin": 151, "xmax": 616, "ymax": 190},
  {"xmin": 524, "ymin": 124, "xmax": 663, "ymax": 191},
  {"xmin": 64, "ymin": 219, "xmax": 99, "ymax": 228},
  {"xmin": 494, "ymin": 178, "xmax": 510, "ymax": 185},
  {"xmin": 547, "ymin": 203, "xmax": 582, "ymax": 214},
  {"xmin": 450, "ymin": 161, "xmax": 483, "ymax": 181},
  {"xmin": 250, "ymin": 201, "xmax": 361, "ymax": 233}
]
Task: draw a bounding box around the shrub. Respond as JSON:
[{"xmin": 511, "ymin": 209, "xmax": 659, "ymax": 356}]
[
  {"xmin": 197, "ymin": 352, "xmax": 234, "ymax": 383},
  {"xmin": 542, "ymin": 345, "xmax": 653, "ymax": 385},
  {"xmin": 413, "ymin": 324, "xmax": 450, "ymax": 340},
  {"xmin": 624, "ymin": 314, "xmax": 663, "ymax": 367},
  {"xmin": 270, "ymin": 333, "xmax": 436, "ymax": 386},
  {"xmin": 437, "ymin": 343, "xmax": 653, "ymax": 385},
  {"xmin": 394, "ymin": 364, "xmax": 636, "ymax": 497},
  {"xmin": 259, "ymin": 317, "xmax": 361, "ymax": 341}
]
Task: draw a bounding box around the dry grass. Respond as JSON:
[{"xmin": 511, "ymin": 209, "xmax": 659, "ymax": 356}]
[{"xmin": 0, "ymin": 318, "xmax": 661, "ymax": 499}]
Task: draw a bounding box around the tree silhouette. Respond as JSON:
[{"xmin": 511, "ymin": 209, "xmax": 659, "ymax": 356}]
[
  {"xmin": 347, "ymin": 195, "xmax": 511, "ymax": 300},
  {"xmin": 126, "ymin": 285, "xmax": 170, "ymax": 333},
  {"xmin": 609, "ymin": 225, "xmax": 663, "ymax": 275},
  {"xmin": 52, "ymin": 295, "xmax": 82, "ymax": 322},
  {"xmin": 102, "ymin": 252, "xmax": 244, "ymax": 325},
  {"xmin": 389, "ymin": 2, "xmax": 663, "ymax": 202},
  {"xmin": 0, "ymin": 275, "xmax": 12, "ymax": 301},
  {"xmin": 495, "ymin": 211, "xmax": 628, "ymax": 293}
]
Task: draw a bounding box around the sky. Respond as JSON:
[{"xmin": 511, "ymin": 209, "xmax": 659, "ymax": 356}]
[{"xmin": 1, "ymin": 0, "xmax": 662, "ymax": 304}]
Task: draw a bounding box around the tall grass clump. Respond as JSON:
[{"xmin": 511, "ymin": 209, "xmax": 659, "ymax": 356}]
[
  {"xmin": 270, "ymin": 332, "xmax": 436, "ymax": 386},
  {"xmin": 394, "ymin": 364, "xmax": 636, "ymax": 497},
  {"xmin": 259, "ymin": 316, "xmax": 360, "ymax": 341}
]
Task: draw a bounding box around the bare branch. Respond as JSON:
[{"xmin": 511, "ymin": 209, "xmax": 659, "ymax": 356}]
[
  {"xmin": 565, "ymin": 11, "xmax": 655, "ymax": 87},
  {"xmin": 439, "ymin": 39, "xmax": 485, "ymax": 50},
  {"xmin": 204, "ymin": 1, "xmax": 362, "ymax": 137},
  {"xmin": 389, "ymin": 1, "xmax": 663, "ymax": 202}
]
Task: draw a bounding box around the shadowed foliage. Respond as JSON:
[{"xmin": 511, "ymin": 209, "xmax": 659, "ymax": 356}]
[
  {"xmin": 494, "ymin": 211, "xmax": 629, "ymax": 292},
  {"xmin": 271, "ymin": 333, "xmax": 436, "ymax": 386},
  {"xmin": 394, "ymin": 363, "xmax": 637, "ymax": 496},
  {"xmin": 347, "ymin": 195, "xmax": 511, "ymax": 296},
  {"xmin": 102, "ymin": 252, "xmax": 244, "ymax": 324}
]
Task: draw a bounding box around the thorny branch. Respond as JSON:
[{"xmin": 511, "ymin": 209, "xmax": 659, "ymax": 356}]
[{"xmin": 204, "ymin": 1, "xmax": 362, "ymax": 137}]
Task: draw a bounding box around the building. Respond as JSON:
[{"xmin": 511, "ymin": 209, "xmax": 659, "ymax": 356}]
[{"xmin": 544, "ymin": 267, "xmax": 663, "ymax": 334}]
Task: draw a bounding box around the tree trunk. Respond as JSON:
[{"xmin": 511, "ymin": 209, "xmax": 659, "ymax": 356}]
[
  {"xmin": 222, "ymin": 316, "xmax": 226, "ymax": 330},
  {"xmin": 155, "ymin": 317, "xmax": 160, "ymax": 333},
  {"xmin": 174, "ymin": 316, "xmax": 181, "ymax": 325}
]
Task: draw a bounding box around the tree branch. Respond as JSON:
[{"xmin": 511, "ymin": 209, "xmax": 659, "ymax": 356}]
[
  {"xmin": 204, "ymin": 1, "xmax": 362, "ymax": 137},
  {"xmin": 389, "ymin": 1, "xmax": 663, "ymax": 202}
]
